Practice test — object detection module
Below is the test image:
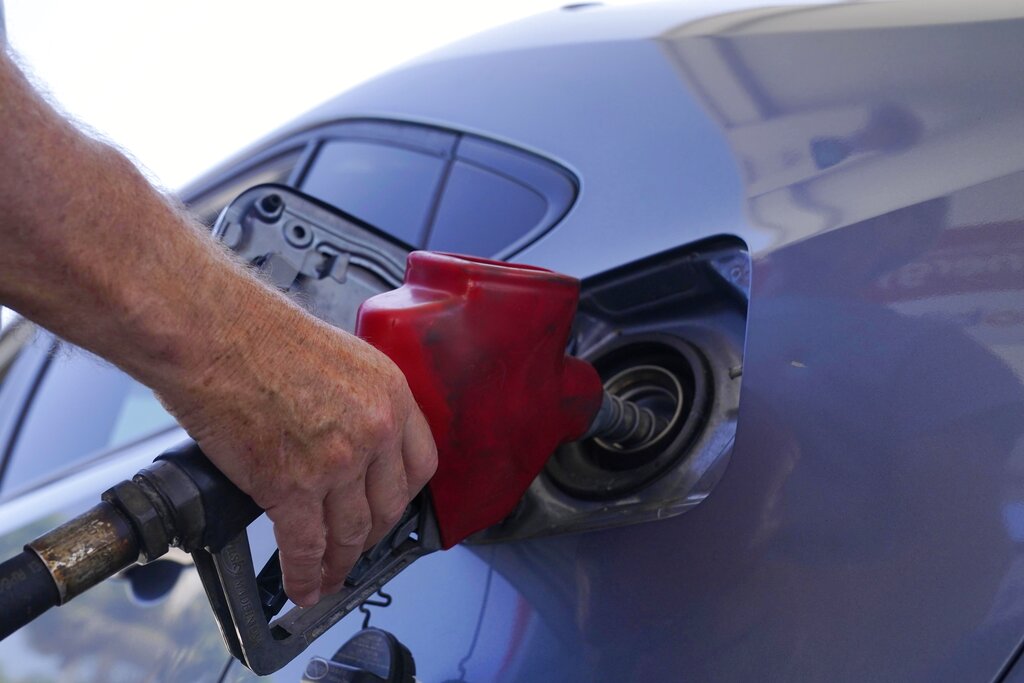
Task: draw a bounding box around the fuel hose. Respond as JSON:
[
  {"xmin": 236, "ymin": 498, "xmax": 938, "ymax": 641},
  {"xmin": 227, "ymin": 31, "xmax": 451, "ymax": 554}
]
[
  {"xmin": 0, "ymin": 501, "xmax": 141, "ymax": 640},
  {"xmin": 0, "ymin": 442, "xmax": 261, "ymax": 642},
  {"xmin": 0, "ymin": 550, "xmax": 60, "ymax": 640}
]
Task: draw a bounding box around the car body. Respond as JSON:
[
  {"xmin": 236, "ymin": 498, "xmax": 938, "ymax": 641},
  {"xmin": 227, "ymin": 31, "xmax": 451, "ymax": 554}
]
[{"xmin": 1, "ymin": 0, "xmax": 1023, "ymax": 681}]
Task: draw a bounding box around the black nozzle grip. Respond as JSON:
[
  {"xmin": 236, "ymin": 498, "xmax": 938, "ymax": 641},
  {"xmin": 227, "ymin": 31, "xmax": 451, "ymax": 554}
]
[
  {"xmin": 0, "ymin": 550, "xmax": 59, "ymax": 640},
  {"xmin": 155, "ymin": 440, "xmax": 264, "ymax": 551}
]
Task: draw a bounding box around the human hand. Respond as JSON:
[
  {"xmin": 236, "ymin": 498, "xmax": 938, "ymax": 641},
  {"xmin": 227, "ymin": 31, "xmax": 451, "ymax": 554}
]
[
  {"xmin": 0, "ymin": 46, "xmax": 435, "ymax": 609},
  {"xmin": 160, "ymin": 303, "xmax": 437, "ymax": 607}
]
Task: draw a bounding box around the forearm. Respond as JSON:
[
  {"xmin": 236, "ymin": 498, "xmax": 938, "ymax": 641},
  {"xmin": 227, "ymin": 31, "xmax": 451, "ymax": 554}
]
[
  {"xmin": 0, "ymin": 50, "xmax": 437, "ymax": 607},
  {"xmin": 0, "ymin": 49, "xmax": 293, "ymax": 397}
]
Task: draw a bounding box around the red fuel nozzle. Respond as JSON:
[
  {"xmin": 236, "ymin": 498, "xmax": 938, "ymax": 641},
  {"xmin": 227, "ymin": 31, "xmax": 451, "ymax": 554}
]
[{"xmin": 356, "ymin": 251, "xmax": 605, "ymax": 548}]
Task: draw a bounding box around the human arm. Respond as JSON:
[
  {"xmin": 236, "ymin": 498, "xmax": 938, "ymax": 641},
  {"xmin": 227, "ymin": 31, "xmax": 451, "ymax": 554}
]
[{"xmin": 0, "ymin": 50, "xmax": 437, "ymax": 606}]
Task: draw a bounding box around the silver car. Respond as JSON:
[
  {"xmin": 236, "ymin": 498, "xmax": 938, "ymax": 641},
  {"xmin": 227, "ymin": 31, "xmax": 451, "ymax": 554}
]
[{"xmin": 1, "ymin": 0, "xmax": 1023, "ymax": 680}]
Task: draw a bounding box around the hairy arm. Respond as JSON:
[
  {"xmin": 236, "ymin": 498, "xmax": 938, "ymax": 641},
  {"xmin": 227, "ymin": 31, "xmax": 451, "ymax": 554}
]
[{"xmin": 0, "ymin": 51, "xmax": 436, "ymax": 606}]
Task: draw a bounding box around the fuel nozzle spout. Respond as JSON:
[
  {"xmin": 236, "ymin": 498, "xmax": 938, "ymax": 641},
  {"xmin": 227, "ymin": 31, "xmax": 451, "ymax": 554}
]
[
  {"xmin": 584, "ymin": 391, "xmax": 666, "ymax": 450},
  {"xmin": 580, "ymin": 364, "xmax": 685, "ymax": 453}
]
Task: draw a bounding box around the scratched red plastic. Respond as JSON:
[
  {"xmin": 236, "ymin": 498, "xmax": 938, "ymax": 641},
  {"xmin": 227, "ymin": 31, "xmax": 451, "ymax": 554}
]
[{"xmin": 356, "ymin": 251, "xmax": 603, "ymax": 548}]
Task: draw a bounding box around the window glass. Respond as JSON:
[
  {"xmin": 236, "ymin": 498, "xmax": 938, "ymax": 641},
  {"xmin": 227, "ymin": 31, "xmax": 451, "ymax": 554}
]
[
  {"xmin": 0, "ymin": 318, "xmax": 40, "ymax": 465},
  {"xmin": 301, "ymin": 140, "xmax": 446, "ymax": 247},
  {"xmin": 2, "ymin": 346, "xmax": 176, "ymax": 495},
  {"xmin": 427, "ymin": 161, "xmax": 547, "ymax": 257}
]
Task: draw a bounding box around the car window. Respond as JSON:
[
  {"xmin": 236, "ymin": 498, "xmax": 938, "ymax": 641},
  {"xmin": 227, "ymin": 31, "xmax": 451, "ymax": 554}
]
[
  {"xmin": 0, "ymin": 315, "xmax": 41, "ymax": 464},
  {"xmin": 427, "ymin": 161, "xmax": 547, "ymax": 257},
  {"xmin": 426, "ymin": 136, "xmax": 577, "ymax": 257},
  {"xmin": 1, "ymin": 345, "xmax": 176, "ymax": 496},
  {"xmin": 300, "ymin": 140, "xmax": 447, "ymax": 247}
]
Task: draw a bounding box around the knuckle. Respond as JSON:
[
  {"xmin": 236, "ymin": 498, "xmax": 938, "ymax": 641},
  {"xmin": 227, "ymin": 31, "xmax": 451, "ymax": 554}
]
[
  {"xmin": 330, "ymin": 516, "xmax": 372, "ymax": 548},
  {"xmin": 330, "ymin": 529, "xmax": 368, "ymax": 550},
  {"xmin": 365, "ymin": 400, "xmax": 398, "ymax": 440},
  {"xmin": 286, "ymin": 573, "xmax": 321, "ymax": 592},
  {"xmin": 423, "ymin": 447, "xmax": 439, "ymax": 478},
  {"xmin": 282, "ymin": 542, "xmax": 326, "ymax": 568},
  {"xmin": 322, "ymin": 445, "xmax": 357, "ymax": 474},
  {"xmin": 410, "ymin": 449, "xmax": 438, "ymax": 489},
  {"xmin": 381, "ymin": 503, "xmax": 406, "ymax": 529},
  {"xmin": 377, "ymin": 358, "xmax": 407, "ymax": 393}
]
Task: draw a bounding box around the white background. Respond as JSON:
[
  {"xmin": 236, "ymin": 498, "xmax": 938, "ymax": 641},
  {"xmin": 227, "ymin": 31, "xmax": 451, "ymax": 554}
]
[{"xmin": 4, "ymin": 0, "xmax": 649, "ymax": 190}]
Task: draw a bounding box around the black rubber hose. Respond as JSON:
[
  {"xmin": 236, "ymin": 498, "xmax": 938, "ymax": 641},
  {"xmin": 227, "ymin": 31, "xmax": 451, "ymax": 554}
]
[{"xmin": 0, "ymin": 550, "xmax": 60, "ymax": 640}]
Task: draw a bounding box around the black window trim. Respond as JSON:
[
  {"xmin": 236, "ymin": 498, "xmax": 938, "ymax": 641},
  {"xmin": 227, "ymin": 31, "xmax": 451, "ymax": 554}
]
[
  {"xmin": 188, "ymin": 117, "xmax": 578, "ymax": 257},
  {"xmin": 436, "ymin": 135, "xmax": 578, "ymax": 259},
  {"xmin": 0, "ymin": 334, "xmax": 56, "ymax": 494},
  {"xmin": 298, "ymin": 133, "xmax": 455, "ymax": 248}
]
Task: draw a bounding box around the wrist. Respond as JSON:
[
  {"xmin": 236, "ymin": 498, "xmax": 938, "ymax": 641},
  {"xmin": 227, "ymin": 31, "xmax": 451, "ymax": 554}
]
[{"xmin": 151, "ymin": 266, "xmax": 293, "ymax": 406}]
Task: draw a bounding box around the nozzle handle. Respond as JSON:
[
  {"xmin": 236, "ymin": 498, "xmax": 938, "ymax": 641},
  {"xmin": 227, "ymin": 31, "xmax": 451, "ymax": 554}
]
[{"xmin": 0, "ymin": 550, "xmax": 60, "ymax": 640}]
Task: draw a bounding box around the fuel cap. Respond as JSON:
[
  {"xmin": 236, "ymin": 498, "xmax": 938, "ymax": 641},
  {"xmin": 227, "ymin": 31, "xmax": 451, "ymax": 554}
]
[{"xmin": 302, "ymin": 628, "xmax": 416, "ymax": 683}]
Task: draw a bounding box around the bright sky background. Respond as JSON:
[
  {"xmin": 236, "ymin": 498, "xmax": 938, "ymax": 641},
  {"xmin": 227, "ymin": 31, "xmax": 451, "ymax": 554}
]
[{"xmin": 4, "ymin": 0, "xmax": 651, "ymax": 191}]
